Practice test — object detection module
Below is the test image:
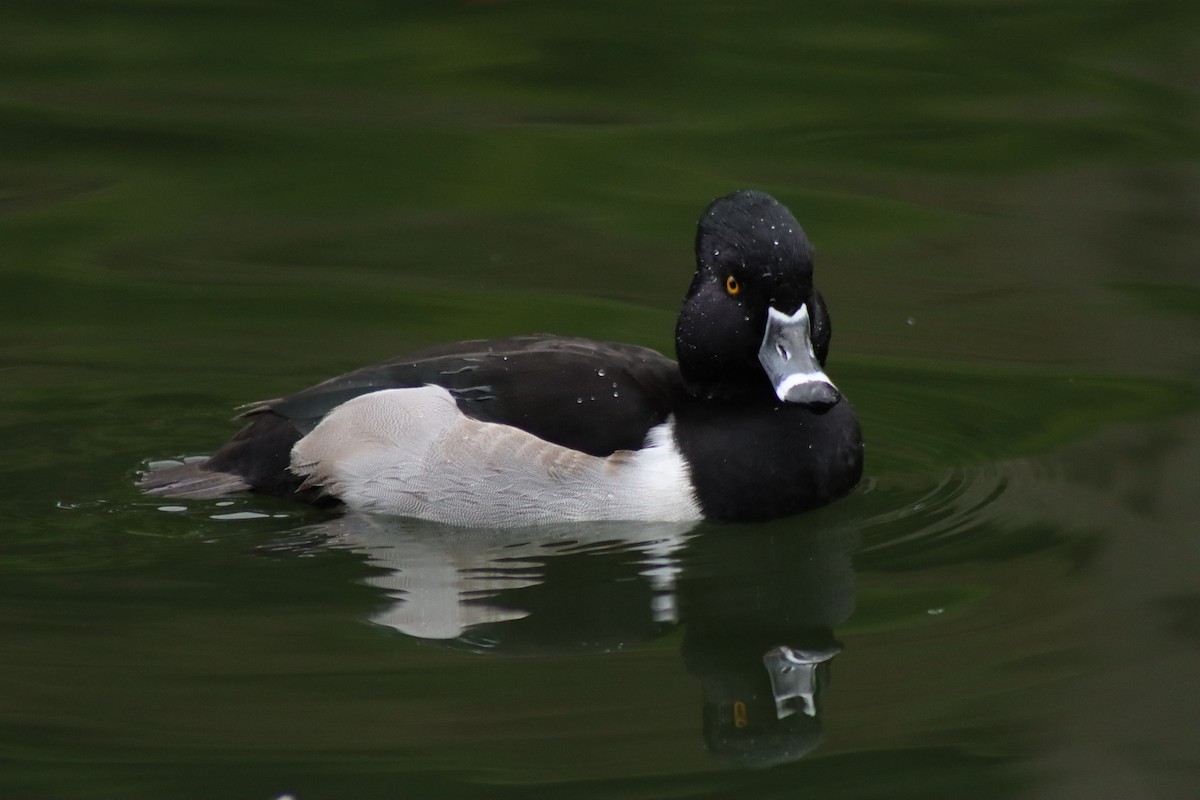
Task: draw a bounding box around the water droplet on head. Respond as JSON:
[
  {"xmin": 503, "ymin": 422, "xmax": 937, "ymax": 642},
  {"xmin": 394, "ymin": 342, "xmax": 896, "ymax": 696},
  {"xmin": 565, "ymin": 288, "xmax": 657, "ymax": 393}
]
[{"xmin": 596, "ymin": 368, "xmax": 606, "ymax": 377}]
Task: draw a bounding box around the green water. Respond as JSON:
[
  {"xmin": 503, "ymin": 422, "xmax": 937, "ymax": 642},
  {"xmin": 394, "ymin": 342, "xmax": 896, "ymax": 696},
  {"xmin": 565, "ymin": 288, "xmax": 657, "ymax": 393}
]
[{"xmin": 3, "ymin": 1, "xmax": 1199, "ymax": 798}]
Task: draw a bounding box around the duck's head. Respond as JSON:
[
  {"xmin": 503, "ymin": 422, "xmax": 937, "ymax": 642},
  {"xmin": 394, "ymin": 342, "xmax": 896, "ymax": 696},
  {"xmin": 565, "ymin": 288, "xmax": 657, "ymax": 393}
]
[{"xmin": 676, "ymin": 190, "xmax": 838, "ymax": 405}]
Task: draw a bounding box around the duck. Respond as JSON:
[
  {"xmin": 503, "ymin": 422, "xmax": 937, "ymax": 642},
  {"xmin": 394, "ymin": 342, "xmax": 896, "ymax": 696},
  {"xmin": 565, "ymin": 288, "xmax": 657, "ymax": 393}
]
[{"xmin": 139, "ymin": 190, "xmax": 863, "ymax": 525}]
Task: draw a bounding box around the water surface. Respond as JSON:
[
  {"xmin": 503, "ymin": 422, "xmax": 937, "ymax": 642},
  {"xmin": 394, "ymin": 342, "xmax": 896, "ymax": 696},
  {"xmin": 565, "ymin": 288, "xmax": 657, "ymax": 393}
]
[{"xmin": 2, "ymin": 2, "xmax": 1199, "ymax": 798}]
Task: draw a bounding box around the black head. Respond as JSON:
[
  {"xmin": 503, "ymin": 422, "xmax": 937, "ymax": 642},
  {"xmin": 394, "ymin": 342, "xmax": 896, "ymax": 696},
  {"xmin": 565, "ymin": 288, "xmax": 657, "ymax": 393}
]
[{"xmin": 675, "ymin": 190, "xmax": 833, "ymax": 400}]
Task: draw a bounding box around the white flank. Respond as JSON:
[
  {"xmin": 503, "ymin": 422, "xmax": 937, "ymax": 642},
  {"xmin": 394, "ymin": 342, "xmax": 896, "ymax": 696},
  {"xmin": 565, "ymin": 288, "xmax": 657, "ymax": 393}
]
[{"xmin": 289, "ymin": 386, "xmax": 702, "ymax": 526}]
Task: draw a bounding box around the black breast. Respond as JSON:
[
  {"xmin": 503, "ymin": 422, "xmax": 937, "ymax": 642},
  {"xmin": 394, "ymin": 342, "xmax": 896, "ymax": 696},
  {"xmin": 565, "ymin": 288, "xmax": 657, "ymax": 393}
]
[{"xmin": 673, "ymin": 397, "xmax": 863, "ymax": 522}]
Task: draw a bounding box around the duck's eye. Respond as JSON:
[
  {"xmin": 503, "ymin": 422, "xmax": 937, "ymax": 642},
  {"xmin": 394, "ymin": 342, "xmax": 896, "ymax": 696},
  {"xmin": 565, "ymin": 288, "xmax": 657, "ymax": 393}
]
[{"xmin": 725, "ymin": 275, "xmax": 741, "ymax": 296}]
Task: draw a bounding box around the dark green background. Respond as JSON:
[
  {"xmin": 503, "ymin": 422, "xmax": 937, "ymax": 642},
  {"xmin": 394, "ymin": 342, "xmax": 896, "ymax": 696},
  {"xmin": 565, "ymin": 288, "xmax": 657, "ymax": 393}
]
[{"xmin": 2, "ymin": 1, "xmax": 1198, "ymax": 798}]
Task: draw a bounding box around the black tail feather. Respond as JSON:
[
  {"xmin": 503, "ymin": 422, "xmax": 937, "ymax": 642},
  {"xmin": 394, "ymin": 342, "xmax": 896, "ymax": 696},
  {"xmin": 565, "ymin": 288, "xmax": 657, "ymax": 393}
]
[{"xmin": 137, "ymin": 460, "xmax": 251, "ymax": 499}]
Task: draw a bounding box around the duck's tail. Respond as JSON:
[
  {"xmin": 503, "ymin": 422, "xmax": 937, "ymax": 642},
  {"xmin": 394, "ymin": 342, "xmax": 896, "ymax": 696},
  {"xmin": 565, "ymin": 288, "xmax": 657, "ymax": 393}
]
[{"xmin": 137, "ymin": 458, "xmax": 251, "ymax": 499}]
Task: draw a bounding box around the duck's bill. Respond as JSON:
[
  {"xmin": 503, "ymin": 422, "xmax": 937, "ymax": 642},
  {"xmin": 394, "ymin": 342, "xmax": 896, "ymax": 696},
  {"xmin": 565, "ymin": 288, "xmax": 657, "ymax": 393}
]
[{"xmin": 758, "ymin": 305, "xmax": 840, "ymax": 405}]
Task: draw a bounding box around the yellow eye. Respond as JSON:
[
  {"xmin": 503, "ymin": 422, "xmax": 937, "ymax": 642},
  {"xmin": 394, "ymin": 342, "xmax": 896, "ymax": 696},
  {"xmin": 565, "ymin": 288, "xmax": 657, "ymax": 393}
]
[{"xmin": 725, "ymin": 275, "xmax": 740, "ymax": 296}]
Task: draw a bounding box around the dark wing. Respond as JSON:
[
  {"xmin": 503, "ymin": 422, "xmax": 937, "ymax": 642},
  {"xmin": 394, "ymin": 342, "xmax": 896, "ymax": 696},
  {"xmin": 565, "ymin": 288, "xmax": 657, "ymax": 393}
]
[{"xmin": 196, "ymin": 335, "xmax": 684, "ymax": 498}]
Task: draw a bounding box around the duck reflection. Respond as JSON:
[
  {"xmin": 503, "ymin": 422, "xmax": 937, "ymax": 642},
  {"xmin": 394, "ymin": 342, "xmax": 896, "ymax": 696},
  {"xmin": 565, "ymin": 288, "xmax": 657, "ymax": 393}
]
[
  {"xmin": 307, "ymin": 514, "xmax": 856, "ymax": 767},
  {"xmin": 315, "ymin": 515, "xmax": 691, "ymax": 650},
  {"xmin": 679, "ymin": 524, "xmax": 856, "ymax": 767}
]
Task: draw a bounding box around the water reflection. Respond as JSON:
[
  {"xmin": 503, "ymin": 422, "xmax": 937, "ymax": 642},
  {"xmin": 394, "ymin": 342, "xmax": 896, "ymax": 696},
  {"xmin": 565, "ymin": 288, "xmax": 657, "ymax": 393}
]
[
  {"xmin": 307, "ymin": 514, "xmax": 857, "ymax": 768},
  {"xmin": 680, "ymin": 524, "xmax": 857, "ymax": 767},
  {"xmin": 315, "ymin": 515, "xmax": 692, "ymax": 646}
]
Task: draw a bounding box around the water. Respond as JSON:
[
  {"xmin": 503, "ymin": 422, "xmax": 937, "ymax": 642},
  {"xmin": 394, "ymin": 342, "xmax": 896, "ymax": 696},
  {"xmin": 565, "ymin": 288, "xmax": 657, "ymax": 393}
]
[{"xmin": 3, "ymin": 2, "xmax": 1199, "ymax": 798}]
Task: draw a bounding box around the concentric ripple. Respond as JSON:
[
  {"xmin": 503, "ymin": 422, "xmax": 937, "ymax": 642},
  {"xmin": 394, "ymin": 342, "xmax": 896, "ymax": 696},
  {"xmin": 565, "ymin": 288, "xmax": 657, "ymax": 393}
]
[{"xmin": 834, "ymin": 359, "xmax": 1162, "ymax": 568}]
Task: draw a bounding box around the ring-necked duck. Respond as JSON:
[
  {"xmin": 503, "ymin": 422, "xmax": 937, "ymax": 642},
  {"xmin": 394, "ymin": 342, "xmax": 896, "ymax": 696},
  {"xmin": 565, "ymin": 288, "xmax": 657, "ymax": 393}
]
[{"xmin": 140, "ymin": 190, "xmax": 863, "ymax": 524}]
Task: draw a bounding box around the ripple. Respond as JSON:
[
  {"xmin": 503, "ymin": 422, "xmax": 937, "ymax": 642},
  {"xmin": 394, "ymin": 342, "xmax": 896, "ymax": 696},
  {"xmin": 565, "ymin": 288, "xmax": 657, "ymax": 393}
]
[
  {"xmin": 851, "ymin": 458, "xmax": 1068, "ymax": 570},
  {"xmin": 841, "ymin": 360, "xmax": 1097, "ymax": 567}
]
